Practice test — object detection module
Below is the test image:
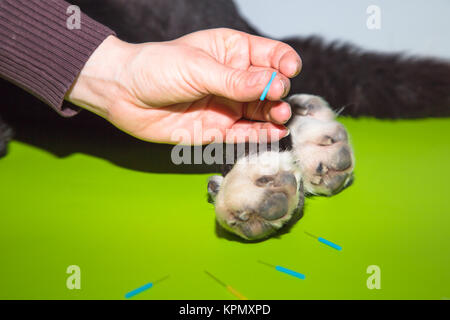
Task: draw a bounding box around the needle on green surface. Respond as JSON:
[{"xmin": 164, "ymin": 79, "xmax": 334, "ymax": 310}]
[
  {"xmin": 304, "ymin": 231, "xmax": 342, "ymax": 251},
  {"xmin": 258, "ymin": 260, "xmax": 306, "ymax": 280},
  {"xmin": 204, "ymin": 270, "xmax": 248, "ymax": 300},
  {"xmin": 125, "ymin": 275, "xmax": 170, "ymax": 299}
]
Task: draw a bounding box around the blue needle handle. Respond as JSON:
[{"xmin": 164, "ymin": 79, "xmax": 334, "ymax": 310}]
[
  {"xmin": 275, "ymin": 265, "xmax": 306, "ymax": 280},
  {"xmin": 259, "ymin": 71, "xmax": 277, "ymax": 101},
  {"xmin": 318, "ymin": 237, "xmax": 342, "ymax": 251},
  {"xmin": 125, "ymin": 282, "xmax": 153, "ymax": 299}
]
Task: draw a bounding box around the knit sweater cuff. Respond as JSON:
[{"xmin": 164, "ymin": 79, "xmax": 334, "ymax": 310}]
[{"xmin": 0, "ymin": 0, "xmax": 116, "ymax": 117}]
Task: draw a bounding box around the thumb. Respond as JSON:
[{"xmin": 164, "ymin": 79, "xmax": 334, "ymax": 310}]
[{"xmin": 201, "ymin": 61, "xmax": 290, "ymax": 102}]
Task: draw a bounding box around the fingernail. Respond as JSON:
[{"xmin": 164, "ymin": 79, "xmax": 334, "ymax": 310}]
[
  {"xmin": 283, "ymin": 106, "xmax": 292, "ymax": 124},
  {"xmin": 277, "ymin": 107, "xmax": 292, "ymax": 124},
  {"xmin": 292, "ymin": 58, "xmax": 302, "ymax": 77},
  {"xmin": 284, "ymin": 128, "xmax": 290, "ymax": 137},
  {"xmin": 281, "ymin": 79, "xmax": 290, "ymax": 97},
  {"xmin": 292, "ymin": 64, "xmax": 301, "ymax": 77}
]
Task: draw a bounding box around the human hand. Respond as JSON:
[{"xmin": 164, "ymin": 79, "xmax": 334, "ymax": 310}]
[{"xmin": 66, "ymin": 28, "xmax": 302, "ymax": 144}]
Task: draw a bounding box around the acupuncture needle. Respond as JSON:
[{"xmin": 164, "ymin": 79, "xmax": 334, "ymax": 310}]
[
  {"xmin": 250, "ymin": 71, "xmax": 277, "ymax": 120},
  {"xmin": 124, "ymin": 275, "xmax": 170, "ymax": 299},
  {"xmin": 258, "ymin": 260, "xmax": 306, "ymax": 280},
  {"xmin": 304, "ymin": 231, "xmax": 342, "ymax": 251},
  {"xmin": 204, "ymin": 270, "xmax": 248, "ymax": 300}
]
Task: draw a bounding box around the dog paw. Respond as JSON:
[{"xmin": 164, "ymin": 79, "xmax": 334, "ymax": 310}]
[
  {"xmin": 287, "ymin": 94, "xmax": 354, "ymax": 196},
  {"xmin": 300, "ymin": 130, "xmax": 354, "ymax": 196}
]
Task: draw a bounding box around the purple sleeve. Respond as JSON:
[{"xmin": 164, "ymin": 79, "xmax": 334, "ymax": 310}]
[{"xmin": 0, "ymin": 0, "xmax": 116, "ymax": 117}]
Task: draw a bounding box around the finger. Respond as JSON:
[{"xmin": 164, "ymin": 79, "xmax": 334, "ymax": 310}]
[
  {"xmin": 243, "ymin": 100, "xmax": 292, "ymax": 124},
  {"xmin": 179, "ymin": 29, "xmax": 301, "ymax": 78},
  {"xmin": 224, "ymin": 120, "xmax": 289, "ymax": 144},
  {"xmin": 246, "ymin": 34, "xmax": 302, "ymax": 78},
  {"xmin": 202, "ymin": 61, "xmax": 291, "ymax": 102}
]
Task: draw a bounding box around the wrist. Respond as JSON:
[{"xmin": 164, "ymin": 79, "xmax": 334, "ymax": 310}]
[{"xmin": 65, "ymin": 35, "xmax": 135, "ymax": 118}]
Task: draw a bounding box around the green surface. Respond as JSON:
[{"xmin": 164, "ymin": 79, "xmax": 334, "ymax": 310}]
[{"xmin": 1, "ymin": 117, "xmax": 449, "ymax": 300}]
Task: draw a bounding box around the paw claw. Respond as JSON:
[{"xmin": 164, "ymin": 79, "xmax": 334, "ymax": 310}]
[
  {"xmin": 238, "ymin": 212, "xmax": 249, "ymax": 221},
  {"xmin": 310, "ymin": 176, "xmax": 323, "ymax": 185},
  {"xmin": 294, "ymin": 105, "xmax": 310, "ymax": 116},
  {"xmin": 319, "ymin": 135, "xmax": 335, "ymax": 146}
]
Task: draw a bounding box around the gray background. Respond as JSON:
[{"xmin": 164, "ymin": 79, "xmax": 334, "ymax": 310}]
[{"xmin": 234, "ymin": 0, "xmax": 450, "ymax": 59}]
